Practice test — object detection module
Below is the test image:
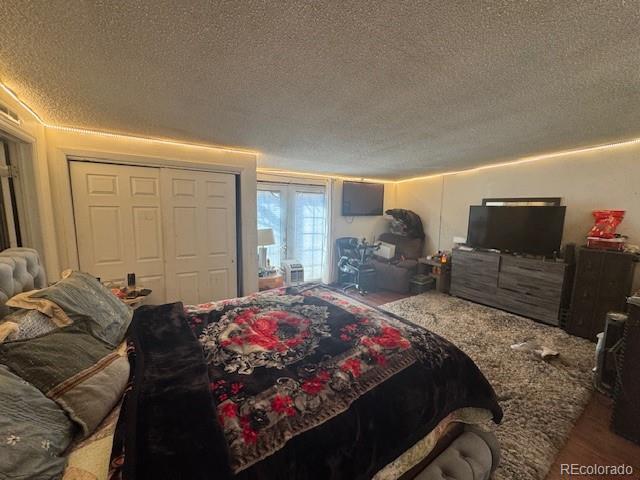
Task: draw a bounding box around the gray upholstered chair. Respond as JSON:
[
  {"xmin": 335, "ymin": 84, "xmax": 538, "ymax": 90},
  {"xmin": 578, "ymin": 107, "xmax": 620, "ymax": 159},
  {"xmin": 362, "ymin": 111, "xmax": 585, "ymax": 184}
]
[{"xmin": 370, "ymin": 233, "xmax": 424, "ymax": 293}]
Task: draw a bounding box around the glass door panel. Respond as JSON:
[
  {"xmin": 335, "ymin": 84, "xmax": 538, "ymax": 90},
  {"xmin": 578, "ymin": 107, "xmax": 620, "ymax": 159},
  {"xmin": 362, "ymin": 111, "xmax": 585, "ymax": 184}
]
[
  {"xmin": 257, "ymin": 183, "xmax": 327, "ymax": 281},
  {"xmin": 293, "ymin": 191, "xmax": 326, "ymax": 281},
  {"xmin": 257, "ymin": 188, "xmax": 286, "ymax": 269}
]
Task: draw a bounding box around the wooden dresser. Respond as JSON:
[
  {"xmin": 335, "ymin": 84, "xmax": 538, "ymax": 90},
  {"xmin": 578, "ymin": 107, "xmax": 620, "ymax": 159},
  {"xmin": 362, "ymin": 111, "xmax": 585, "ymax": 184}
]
[
  {"xmin": 450, "ymin": 249, "xmax": 569, "ymax": 326},
  {"xmin": 566, "ymin": 248, "xmax": 636, "ymax": 341}
]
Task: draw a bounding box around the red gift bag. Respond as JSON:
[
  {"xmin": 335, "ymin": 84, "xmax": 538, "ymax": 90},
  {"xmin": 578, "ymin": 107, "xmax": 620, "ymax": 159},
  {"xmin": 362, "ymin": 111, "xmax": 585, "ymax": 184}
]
[{"xmin": 588, "ymin": 210, "xmax": 625, "ymax": 239}]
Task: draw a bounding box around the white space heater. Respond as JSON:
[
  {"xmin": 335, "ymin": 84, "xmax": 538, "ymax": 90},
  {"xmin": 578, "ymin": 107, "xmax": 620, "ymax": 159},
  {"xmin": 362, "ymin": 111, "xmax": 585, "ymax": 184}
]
[{"xmin": 282, "ymin": 260, "xmax": 304, "ymax": 285}]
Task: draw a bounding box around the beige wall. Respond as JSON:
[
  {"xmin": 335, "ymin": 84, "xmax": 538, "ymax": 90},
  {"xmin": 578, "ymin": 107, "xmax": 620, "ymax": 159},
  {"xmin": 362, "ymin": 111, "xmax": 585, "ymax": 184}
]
[
  {"xmin": 0, "ymin": 88, "xmax": 59, "ymax": 280},
  {"xmin": 0, "ymin": 87, "xmax": 259, "ymax": 293},
  {"xmin": 329, "ymin": 180, "xmax": 396, "ymax": 281},
  {"xmin": 396, "ymin": 142, "xmax": 640, "ymax": 288},
  {"xmin": 395, "ymin": 176, "xmax": 443, "ymax": 254},
  {"xmin": 256, "ymin": 174, "xmax": 396, "ymax": 282},
  {"xmin": 331, "ymin": 180, "xmax": 396, "ymax": 244}
]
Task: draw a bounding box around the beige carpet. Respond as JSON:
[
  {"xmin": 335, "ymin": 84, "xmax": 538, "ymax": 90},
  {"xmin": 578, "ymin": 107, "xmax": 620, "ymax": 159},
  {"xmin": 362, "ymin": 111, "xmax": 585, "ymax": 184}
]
[{"xmin": 381, "ymin": 292, "xmax": 595, "ymax": 480}]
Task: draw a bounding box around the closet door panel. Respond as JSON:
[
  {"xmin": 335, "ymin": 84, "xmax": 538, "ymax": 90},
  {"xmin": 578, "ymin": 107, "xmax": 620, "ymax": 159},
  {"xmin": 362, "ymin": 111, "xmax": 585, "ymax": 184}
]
[
  {"xmin": 70, "ymin": 161, "xmax": 166, "ymax": 304},
  {"xmin": 162, "ymin": 168, "xmax": 237, "ymax": 304}
]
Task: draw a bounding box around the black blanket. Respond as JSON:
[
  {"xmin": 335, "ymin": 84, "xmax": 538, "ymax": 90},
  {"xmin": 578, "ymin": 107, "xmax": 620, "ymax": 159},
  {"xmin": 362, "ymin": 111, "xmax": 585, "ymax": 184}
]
[{"xmin": 111, "ymin": 285, "xmax": 501, "ymax": 480}]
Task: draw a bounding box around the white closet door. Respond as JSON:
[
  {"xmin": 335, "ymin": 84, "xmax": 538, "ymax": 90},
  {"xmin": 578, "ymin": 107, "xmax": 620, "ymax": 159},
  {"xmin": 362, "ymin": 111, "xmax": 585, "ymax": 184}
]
[
  {"xmin": 161, "ymin": 168, "xmax": 237, "ymax": 304},
  {"xmin": 70, "ymin": 161, "xmax": 166, "ymax": 304}
]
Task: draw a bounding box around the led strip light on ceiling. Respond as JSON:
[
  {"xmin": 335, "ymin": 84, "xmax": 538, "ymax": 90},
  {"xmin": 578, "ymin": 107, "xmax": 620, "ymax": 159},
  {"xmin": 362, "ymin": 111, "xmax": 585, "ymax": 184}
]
[
  {"xmin": 255, "ymin": 167, "xmax": 392, "ymax": 184},
  {"xmin": 0, "ymin": 82, "xmax": 257, "ymax": 156},
  {"xmin": 2, "ymin": 81, "xmax": 640, "ymax": 184}
]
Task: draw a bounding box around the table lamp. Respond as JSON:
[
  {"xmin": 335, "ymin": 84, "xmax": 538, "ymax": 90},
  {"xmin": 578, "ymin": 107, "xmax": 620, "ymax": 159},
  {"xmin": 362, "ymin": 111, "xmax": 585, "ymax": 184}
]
[{"xmin": 257, "ymin": 228, "xmax": 275, "ymax": 271}]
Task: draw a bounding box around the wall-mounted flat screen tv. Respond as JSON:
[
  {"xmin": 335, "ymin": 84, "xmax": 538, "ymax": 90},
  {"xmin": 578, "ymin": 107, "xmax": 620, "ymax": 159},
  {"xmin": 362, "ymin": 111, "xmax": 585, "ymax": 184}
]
[
  {"xmin": 342, "ymin": 181, "xmax": 384, "ymax": 216},
  {"xmin": 467, "ymin": 205, "xmax": 566, "ymax": 256}
]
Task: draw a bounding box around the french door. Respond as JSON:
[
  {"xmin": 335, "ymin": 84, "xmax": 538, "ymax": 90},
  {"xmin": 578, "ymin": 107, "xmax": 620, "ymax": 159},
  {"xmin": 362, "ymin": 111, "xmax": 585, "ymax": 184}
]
[{"xmin": 257, "ymin": 183, "xmax": 327, "ymax": 281}]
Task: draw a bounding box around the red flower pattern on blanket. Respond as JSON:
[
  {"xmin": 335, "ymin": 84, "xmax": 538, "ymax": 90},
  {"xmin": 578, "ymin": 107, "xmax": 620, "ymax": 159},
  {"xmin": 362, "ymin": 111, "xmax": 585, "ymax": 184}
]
[
  {"xmin": 362, "ymin": 325, "xmax": 411, "ymax": 350},
  {"xmin": 271, "ymin": 395, "xmax": 297, "ymax": 417},
  {"xmin": 340, "ymin": 358, "xmax": 363, "ymax": 378},
  {"xmin": 301, "ymin": 370, "xmax": 331, "ymax": 395},
  {"xmin": 200, "ymin": 301, "xmax": 331, "ymax": 374},
  {"xmin": 196, "ymin": 287, "xmax": 421, "ymax": 457},
  {"xmin": 219, "ymin": 308, "xmax": 310, "ymax": 352}
]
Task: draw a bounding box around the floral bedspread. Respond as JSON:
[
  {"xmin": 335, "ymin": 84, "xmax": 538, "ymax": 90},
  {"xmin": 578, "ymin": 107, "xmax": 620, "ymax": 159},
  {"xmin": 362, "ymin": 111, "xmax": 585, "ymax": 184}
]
[{"xmin": 183, "ymin": 284, "xmax": 502, "ymax": 477}]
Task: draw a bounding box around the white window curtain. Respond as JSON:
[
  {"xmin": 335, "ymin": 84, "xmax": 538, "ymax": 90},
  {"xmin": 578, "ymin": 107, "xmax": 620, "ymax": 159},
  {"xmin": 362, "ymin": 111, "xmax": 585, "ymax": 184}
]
[{"xmin": 321, "ymin": 179, "xmax": 334, "ymax": 284}]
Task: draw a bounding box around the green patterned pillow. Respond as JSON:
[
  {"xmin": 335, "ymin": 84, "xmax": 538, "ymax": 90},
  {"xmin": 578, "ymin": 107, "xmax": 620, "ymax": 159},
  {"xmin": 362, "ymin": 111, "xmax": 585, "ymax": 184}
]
[
  {"xmin": 7, "ymin": 271, "xmax": 132, "ymax": 346},
  {"xmin": 0, "ymin": 324, "xmax": 129, "ymax": 437},
  {"xmin": 0, "ymin": 364, "xmax": 76, "ymax": 479}
]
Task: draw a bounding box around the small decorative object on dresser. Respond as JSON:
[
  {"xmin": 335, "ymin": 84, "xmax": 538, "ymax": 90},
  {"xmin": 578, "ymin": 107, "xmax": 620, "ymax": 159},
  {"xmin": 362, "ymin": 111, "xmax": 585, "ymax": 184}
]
[
  {"xmin": 566, "ymin": 247, "xmax": 636, "ymax": 341},
  {"xmin": 611, "ymin": 295, "xmax": 640, "ymax": 444}
]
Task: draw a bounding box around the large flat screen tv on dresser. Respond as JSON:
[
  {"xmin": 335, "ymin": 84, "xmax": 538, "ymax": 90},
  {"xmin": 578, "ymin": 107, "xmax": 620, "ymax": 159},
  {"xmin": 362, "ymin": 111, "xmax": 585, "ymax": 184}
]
[{"xmin": 467, "ymin": 205, "xmax": 566, "ymax": 256}]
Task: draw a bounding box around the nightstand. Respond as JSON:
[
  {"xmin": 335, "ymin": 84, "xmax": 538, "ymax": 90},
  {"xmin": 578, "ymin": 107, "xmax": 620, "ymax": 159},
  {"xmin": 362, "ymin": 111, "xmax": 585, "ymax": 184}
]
[
  {"xmin": 418, "ymin": 257, "xmax": 451, "ymax": 294},
  {"xmin": 258, "ymin": 273, "xmax": 284, "ymax": 291},
  {"xmin": 110, "ymin": 287, "xmax": 152, "ymax": 309},
  {"xmin": 121, "ymin": 293, "xmax": 151, "ymax": 309}
]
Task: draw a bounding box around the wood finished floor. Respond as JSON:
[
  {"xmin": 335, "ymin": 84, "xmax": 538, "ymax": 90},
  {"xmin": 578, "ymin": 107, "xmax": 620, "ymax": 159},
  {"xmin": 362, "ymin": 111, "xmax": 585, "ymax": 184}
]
[{"xmin": 344, "ymin": 288, "xmax": 640, "ymax": 479}]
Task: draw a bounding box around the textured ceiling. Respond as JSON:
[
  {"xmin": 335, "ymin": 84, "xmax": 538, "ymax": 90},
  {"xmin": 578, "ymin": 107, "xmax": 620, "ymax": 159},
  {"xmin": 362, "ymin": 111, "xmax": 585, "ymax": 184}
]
[{"xmin": 1, "ymin": 1, "xmax": 639, "ymax": 179}]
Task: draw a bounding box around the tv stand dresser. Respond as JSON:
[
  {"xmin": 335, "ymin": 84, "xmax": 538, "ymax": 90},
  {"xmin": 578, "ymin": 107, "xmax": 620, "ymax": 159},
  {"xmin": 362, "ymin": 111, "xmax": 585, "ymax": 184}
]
[{"xmin": 450, "ymin": 248, "xmax": 571, "ymax": 326}]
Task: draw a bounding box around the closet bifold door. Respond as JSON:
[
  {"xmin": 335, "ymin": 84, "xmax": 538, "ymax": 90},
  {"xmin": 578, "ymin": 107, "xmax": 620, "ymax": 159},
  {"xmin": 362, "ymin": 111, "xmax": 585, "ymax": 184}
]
[
  {"xmin": 160, "ymin": 168, "xmax": 237, "ymax": 305},
  {"xmin": 69, "ymin": 161, "xmax": 166, "ymax": 304}
]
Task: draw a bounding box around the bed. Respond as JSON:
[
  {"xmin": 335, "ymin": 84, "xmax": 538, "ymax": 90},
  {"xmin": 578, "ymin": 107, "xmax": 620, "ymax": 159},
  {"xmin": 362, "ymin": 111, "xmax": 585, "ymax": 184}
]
[{"xmin": 0, "ymin": 249, "xmax": 502, "ymax": 480}]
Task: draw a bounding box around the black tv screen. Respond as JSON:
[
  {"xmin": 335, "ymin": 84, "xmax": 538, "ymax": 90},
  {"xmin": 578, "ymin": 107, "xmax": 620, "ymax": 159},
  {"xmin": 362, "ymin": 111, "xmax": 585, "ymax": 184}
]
[
  {"xmin": 467, "ymin": 206, "xmax": 566, "ymax": 256},
  {"xmin": 342, "ymin": 181, "xmax": 384, "ymax": 216}
]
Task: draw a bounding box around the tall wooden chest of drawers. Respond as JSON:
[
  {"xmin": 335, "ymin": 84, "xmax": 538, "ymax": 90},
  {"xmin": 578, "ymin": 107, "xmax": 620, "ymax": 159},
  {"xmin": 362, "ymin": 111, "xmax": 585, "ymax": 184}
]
[{"xmin": 566, "ymin": 248, "xmax": 636, "ymax": 341}]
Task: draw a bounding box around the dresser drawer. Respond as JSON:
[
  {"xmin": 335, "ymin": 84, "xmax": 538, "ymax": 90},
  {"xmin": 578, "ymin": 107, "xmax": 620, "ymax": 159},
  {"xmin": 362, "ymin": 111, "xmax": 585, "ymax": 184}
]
[
  {"xmin": 500, "ymin": 255, "xmax": 565, "ymax": 281},
  {"xmin": 495, "ymin": 288, "xmax": 561, "ymax": 325},
  {"xmin": 499, "ymin": 255, "xmax": 565, "ymax": 300},
  {"xmin": 454, "ymin": 250, "xmax": 500, "ymax": 272},
  {"xmin": 451, "ymin": 250, "xmax": 500, "ymax": 299},
  {"xmin": 498, "ymin": 271, "xmax": 563, "ymax": 302}
]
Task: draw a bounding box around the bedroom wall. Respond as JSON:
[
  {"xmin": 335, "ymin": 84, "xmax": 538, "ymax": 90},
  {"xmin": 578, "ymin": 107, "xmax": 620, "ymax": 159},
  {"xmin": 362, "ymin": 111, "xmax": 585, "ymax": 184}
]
[
  {"xmin": 331, "ymin": 180, "xmax": 396, "ymax": 244},
  {"xmin": 395, "ymin": 141, "xmax": 640, "ymax": 289},
  {"xmin": 0, "ymin": 87, "xmax": 60, "ymax": 281},
  {"xmin": 2, "ymin": 86, "xmax": 261, "ymax": 292},
  {"xmin": 44, "ymin": 128, "xmax": 259, "ymax": 294},
  {"xmin": 256, "ymin": 174, "xmax": 396, "ymax": 283}
]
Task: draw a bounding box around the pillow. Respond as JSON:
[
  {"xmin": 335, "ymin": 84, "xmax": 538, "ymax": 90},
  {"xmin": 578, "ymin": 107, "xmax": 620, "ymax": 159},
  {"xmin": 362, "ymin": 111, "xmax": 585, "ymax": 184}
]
[
  {"xmin": 0, "ymin": 324, "xmax": 130, "ymax": 437},
  {"xmin": 0, "ymin": 364, "xmax": 76, "ymax": 479},
  {"xmin": 0, "ymin": 309, "xmax": 58, "ymax": 343},
  {"xmin": 6, "ymin": 271, "xmax": 132, "ymax": 346}
]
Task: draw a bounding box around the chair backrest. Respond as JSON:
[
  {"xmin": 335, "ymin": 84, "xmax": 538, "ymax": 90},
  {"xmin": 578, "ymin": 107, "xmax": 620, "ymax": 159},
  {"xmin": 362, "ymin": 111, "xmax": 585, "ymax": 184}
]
[{"xmin": 336, "ymin": 237, "xmax": 360, "ymax": 261}]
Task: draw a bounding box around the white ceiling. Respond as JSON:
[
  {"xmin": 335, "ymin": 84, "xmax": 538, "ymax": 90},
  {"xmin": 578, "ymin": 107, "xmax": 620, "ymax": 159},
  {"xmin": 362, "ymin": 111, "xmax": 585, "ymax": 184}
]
[{"xmin": 1, "ymin": 1, "xmax": 639, "ymax": 179}]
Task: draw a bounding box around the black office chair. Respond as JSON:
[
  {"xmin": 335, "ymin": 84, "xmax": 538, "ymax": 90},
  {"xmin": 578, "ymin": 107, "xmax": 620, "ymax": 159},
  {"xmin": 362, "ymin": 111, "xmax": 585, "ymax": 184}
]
[
  {"xmin": 336, "ymin": 237, "xmax": 359, "ymax": 290},
  {"xmin": 336, "ymin": 237, "xmax": 378, "ymax": 294}
]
